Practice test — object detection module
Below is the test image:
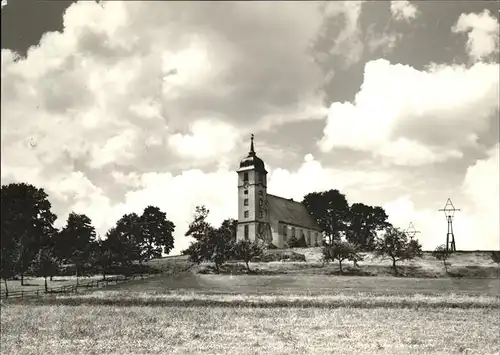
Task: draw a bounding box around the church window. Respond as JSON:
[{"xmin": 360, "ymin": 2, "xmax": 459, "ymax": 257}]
[
  {"xmin": 244, "ymin": 190, "xmax": 248, "ymax": 195},
  {"xmin": 244, "ymin": 199, "xmax": 249, "ymax": 206},
  {"xmin": 244, "ymin": 211, "xmax": 249, "ymax": 218},
  {"xmin": 283, "ymin": 225, "xmax": 287, "ymax": 237},
  {"xmin": 292, "ymin": 227, "xmax": 296, "ymax": 238},
  {"xmin": 244, "ymin": 225, "xmax": 249, "ymax": 239},
  {"xmin": 243, "ymin": 172, "xmax": 249, "ymax": 181}
]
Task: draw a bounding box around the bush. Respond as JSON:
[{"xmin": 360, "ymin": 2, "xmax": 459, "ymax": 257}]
[{"xmin": 260, "ymin": 250, "xmax": 306, "ymax": 262}]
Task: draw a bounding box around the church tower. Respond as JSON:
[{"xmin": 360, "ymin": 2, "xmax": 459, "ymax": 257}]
[{"xmin": 236, "ymin": 134, "xmax": 269, "ymax": 242}]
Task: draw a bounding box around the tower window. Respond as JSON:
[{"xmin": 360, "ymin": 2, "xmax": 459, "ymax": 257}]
[
  {"xmin": 243, "ymin": 172, "xmax": 249, "ymax": 182},
  {"xmin": 244, "ymin": 211, "xmax": 249, "ymax": 218},
  {"xmin": 244, "ymin": 225, "xmax": 249, "ymax": 239},
  {"xmin": 244, "ymin": 199, "xmax": 249, "ymax": 206},
  {"xmin": 244, "ymin": 190, "xmax": 248, "ymax": 195},
  {"xmin": 259, "ymin": 173, "xmax": 263, "ymax": 184}
]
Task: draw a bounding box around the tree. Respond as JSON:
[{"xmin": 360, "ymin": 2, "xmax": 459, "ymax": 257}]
[
  {"xmin": 302, "ymin": 190, "xmax": 350, "ymax": 244},
  {"xmin": 30, "ymin": 245, "xmax": 59, "ymax": 292},
  {"xmin": 57, "ymin": 212, "xmax": 96, "ymax": 285},
  {"xmin": 89, "ymin": 238, "xmax": 114, "ymax": 280},
  {"xmin": 322, "ymin": 240, "xmax": 364, "ymax": 273},
  {"xmin": 374, "ymin": 226, "xmax": 423, "ymax": 275},
  {"xmin": 232, "ymin": 240, "xmax": 264, "ymax": 271},
  {"xmin": 219, "ymin": 218, "xmax": 238, "ymax": 242},
  {"xmin": 139, "ymin": 206, "xmax": 175, "ymax": 261},
  {"xmin": 346, "ymin": 203, "xmax": 391, "ymax": 251},
  {"xmin": 185, "ymin": 205, "xmax": 211, "ymax": 241},
  {"xmin": 113, "ymin": 213, "xmax": 143, "ymax": 266},
  {"xmin": 1, "ymin": 183, "xmax": 57, "ymax": 285},
  {"xmin": 183, "ymin": 206, "xmax": 235, "ymax": 273},
  {"xmin": 433, "ymin": 244, "xmax": 452, "ymax": 273},
  {"xmin": 0, "ymin": 242, "xmax": 19, "ymax": 298}
]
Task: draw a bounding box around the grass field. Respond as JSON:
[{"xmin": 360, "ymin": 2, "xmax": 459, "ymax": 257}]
[
  {"xmin": 1, "ymin": 250, "xmax": 499, "ymax": 354},
  {"xmin": 1, "ymin": 304, "xmax": 498, "ymax": 355}
]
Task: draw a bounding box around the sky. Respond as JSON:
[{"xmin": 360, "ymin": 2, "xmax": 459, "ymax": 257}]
[{"xmin": 1, "ymin": 0, "xmax": 499, "ymax": 254}]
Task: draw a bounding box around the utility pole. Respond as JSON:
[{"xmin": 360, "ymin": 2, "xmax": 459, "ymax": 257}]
[
  {"xmin": 438, "ymin": 198, "xmax": 460, "ymax": 252},
  {"xmin": 405, "ymin": 222, "xmax": 420, "ymax": 240}
]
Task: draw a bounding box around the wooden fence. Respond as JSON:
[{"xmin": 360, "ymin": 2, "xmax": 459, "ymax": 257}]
[{"xmin": 0, "ymin": 274, "xmax": 148, "ymax": 300}]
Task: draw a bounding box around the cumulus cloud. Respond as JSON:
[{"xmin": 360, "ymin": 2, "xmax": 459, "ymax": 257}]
[
  {"xmin": 1, "ymin": 1, "xmax": 328, "ymax": 180},
  {"xmin": 319, "ymin": 59, "xmax": 499, "ymax": 165},
  {"xmin": 452, "ymin": 9, "xmax": 499, "ymax": 62},
  {"xmin": 390, "ymin": 1, "xmax": 419, "ymax": 22}
]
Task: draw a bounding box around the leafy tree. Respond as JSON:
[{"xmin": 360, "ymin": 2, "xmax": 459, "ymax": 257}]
[
  {"xmin": 433, "ymin": 244, "xmax": 452, "ymax": 273},
  {"xmin": 185, "ymin": 205, "xmax": 211, "ymax": 241},
  {"xmin": 30, "ymin": 245, "xmax": 59, "ymax": 292},
  {"xmin": 322, "ymin": 240, "xmax": 364, "ymax": 273},
  {"xmin": 0, "ymin": 242, "xmax": 19, "ymax": 298},
  {"xmin": 113, "ymin": 213, "xmax": 143, "ymax": 265},
  {"xmin": 232, "ymin": 240, "xmax": 264, "ymax": 271},
  {"xmin": 346, "ymin": 203, "xmax": 391, "ymax": 251},
  {"xmin": 302, "ymin": 189, "xmax": 350, "ymax": 244},
  {"xmin": 89, "ymin": 238, "xmax": 114, "ymax": 280},
  {"xmin": 374, "ymin": 226, "xmax": 423, "ymax": 275},
  {"xmin": 1, "ymin": 183, "xmax": 57, "ymax": 285},
  {"xmin": 57, "ymin": 212, "xmax": 96, "ymax": 285},
  {"xmin": 219, "ymin": 218, "xmax": 238, "ymax": 242},
  {"xmin": 183, "ymin": 206, "xmax": 235, "ymax": 273},
  {"xmin": 139, "ymin": 206, "xmax": 175, "ymax": 261}
]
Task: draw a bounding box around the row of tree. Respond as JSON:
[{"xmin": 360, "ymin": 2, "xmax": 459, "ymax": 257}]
[
  {"xmin": 1, "ymin": 183, "xmax": 175, "ymax": 296},
  {"xmin": 302, "ymin": 189, "xmax": 391, "ymax": 250}
]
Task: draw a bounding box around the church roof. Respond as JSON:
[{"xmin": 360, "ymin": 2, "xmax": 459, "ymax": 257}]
[
  {"xmin": 239, "ymin": 134, "xmax": 267, "ymax": 173},
  {"xmin": 267, "ymin": 194, "xmax": 321, "ymax": 231}
]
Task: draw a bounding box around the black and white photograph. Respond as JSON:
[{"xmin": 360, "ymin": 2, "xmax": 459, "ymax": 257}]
[{"xmin": 1, "ymin": 0, "xmax": 499, "ymax": 354}]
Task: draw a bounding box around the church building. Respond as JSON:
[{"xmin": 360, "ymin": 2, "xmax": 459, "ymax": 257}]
[{"xmin": 236, "ymin": 135, "xmax": 322, "ymax": 248}]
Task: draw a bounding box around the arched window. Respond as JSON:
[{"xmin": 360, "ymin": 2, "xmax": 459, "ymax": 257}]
[{"xmin": 244, "ymin": 225, "xmax": 249, "ymax": 239}]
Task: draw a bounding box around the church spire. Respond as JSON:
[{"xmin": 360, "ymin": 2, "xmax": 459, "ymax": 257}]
[{"xmin": 249, "ymin": 134, "xmax": 255, "ymax": 156}]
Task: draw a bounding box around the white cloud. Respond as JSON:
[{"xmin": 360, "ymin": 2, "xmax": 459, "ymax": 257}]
[
  {"xmin": 390, "ymin": 1, "xmax": 419, "ymax": 22},
  {"xmin": 168, "ymin": 119, "xmax": 240, "ymax": 161},
  {"xmin": 320, "ymin": 1, "xmax": 365, "ymax": 67},
  {"xmin": 319, "ymin": 59, "xmax": 499, "ymax": 165},
  {"xmin": 452, "ymin": 9, "xmax": 499, "ymax": 62}
]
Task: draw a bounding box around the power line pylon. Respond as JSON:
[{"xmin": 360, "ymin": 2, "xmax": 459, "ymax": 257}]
[
  {"xmin": 438, "ymin": 198, "xmax": 461, "ymax": 252},
  {"xmin": 405, "ymin": 222, "xmax": 420, "ymax": 240}
]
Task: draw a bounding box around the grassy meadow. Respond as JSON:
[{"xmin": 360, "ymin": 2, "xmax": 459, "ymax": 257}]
[
  {"xmin": 1, "ymin": 249, "xmax": 499, "ymax": 354},
  {"xmin": 1, "ymin": 304, "xmax": 499, "ymax": 355}
]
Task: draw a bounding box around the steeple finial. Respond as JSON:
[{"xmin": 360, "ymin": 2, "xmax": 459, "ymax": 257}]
[{"xmin": 250, "ymin": 134, "xmax": 255, "ymax": 155}]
